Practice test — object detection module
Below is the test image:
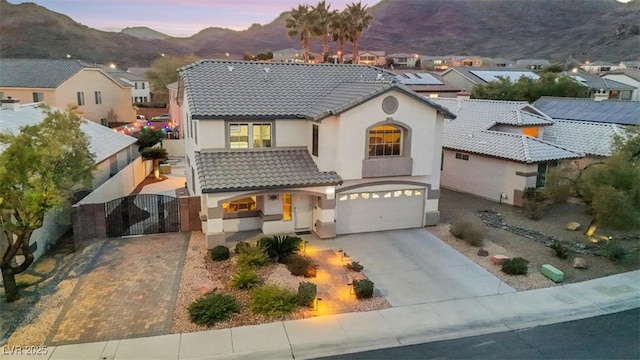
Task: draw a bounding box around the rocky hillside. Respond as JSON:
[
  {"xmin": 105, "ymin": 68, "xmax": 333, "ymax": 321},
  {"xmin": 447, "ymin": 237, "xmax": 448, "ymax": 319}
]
[{"xmin": 0, "ymin": 0, "xmax": 637, "ymax": 67}]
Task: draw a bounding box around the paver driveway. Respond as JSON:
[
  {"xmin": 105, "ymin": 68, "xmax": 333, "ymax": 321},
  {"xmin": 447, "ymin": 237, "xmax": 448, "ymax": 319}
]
[
  {"xmin": 335, "ymin": 228, "xmax": 515, "ymax": 307},
  {"xmin": 45, "ymin": 233, "xmax": 189, "ymax": 346}
]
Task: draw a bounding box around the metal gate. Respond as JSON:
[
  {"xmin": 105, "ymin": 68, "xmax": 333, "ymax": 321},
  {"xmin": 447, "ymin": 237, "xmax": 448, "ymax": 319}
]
[{"xmin": 105, "ymin": 194, "xmax": 180, "ymax": 237}]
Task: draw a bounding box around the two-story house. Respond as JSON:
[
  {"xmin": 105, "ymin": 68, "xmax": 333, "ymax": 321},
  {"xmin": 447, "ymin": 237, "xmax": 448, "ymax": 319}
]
[
  {"xmin": 0, "ymin": 59, "xmax": 136, "ymax": 125},
  {"xmin": 449, "ymin": 56, "xmax": 483, "ymax": 67},
  {"xmin": 389, "ymin": 53, "xmax": 420, "ymax": 68},
  {"xmin": 601, "ymin": 68, "xmax": 640, "ymax": 101},
  {"xmin": 356, "ymin": 51, "xmax": 386, "ymax": 66},
  {"xmin": 104, "ymin": 68, "xmax": 152, "ymax": 104},
  {"xmin": 178, "ymin": 60, "xmax": 455, "ymax": 247}
]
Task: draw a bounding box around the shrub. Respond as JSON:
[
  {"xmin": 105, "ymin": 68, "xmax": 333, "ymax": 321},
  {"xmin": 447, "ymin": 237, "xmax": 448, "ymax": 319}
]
[
  {"xmin": 188, "ymin": 292, "xmax": 240, "ymax": 326},
  {"xmin": 285, "ymin": 254, "xmax": 317, "ymax": 277},
  {"xmin": 250, "ymin": 285, "xmax": 298, "ymax": 316},
  {"xmin": 234, "ymin": 241, "xmax": 251, "ymax": 254},
  {"xmin": 258, "ymin": 235, "xmax": 302, "ymax": 262},
  {"xmin": 297, "ymin": 281, "xmax": 317, "ymax": 307},
  {"xmin": 449, "ymin": 221, "xmax": 484, "ymax": 247},
  {"xmin": 501, "ymin": 257, "xmax": 529, "ymax": 275},
  {"xmin": 550, "ymin": 243, "xmax": 569, "ymax": 259},
  {"xmin": 352, "ymin": 279, "xmax": 374, "ymax": 299},
  {"xmin": 346, "ymin": 261, "xmax": 364, "ymax": 272},
  {"xmin": 236, "ymin": 245, "xmax": 270, "ymax": 269},
  {"xmin": 604, "ymin": 241, "xmax": 635, "ymax": 265},
  {"xmin": 210, "ymin": 245, "xmax": 230, "ymax": 261},
  {"xmin": 228, "ymin": 267, "xmax": 262, "ymax": 290},
  {"xmin": 523, "ymin": 187, "xmax": 547, "ymax": 220}
]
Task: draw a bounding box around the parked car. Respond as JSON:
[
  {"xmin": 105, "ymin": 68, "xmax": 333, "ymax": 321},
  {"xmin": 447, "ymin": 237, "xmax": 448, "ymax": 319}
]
[
  {"xmin": 151, "ymin": 114, "xmax": 170, "ymax": 122},
  {"xmin": 136, "ymin": 115, "xmax": 146, "ymax": 122}
]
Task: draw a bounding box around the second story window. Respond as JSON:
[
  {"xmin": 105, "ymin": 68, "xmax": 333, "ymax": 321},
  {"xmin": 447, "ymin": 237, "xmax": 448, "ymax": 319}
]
[
  {"xmin": 368, "ymin": 125, "xmax": 402, "ymax": 157},
  {"xmin": 229, "ymin": 123, "xmax": 271, "ymax": 149},
  {"xmin": 77, "ymin": 92, "xmax": 85, "ymax": 106},
  {"xmin": 32, "ymin": 92, "xmax": 44, "ymax": 102},
  {"xmin": 94, "ymin": 91, "xmax": 102, "ymax": 104}
]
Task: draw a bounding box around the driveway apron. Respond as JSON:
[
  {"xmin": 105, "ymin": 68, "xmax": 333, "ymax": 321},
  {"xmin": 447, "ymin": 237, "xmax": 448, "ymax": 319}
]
[
  {"xmin": 45, "ymin": 233, "xmax": 189, "ymax": 346},
  {"xmin": 335, "ymin": 228, "xmax": 515, "ymax": 307}
]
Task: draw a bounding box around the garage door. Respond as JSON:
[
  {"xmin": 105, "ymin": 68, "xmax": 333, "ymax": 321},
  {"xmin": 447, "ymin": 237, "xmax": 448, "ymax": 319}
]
[{"xmin": 336, "ymin": 189, "xmax": 425, "ymax": 234}]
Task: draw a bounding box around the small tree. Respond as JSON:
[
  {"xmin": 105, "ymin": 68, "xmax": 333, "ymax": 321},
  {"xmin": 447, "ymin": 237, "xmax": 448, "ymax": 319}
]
[
  {"xmin": 134, "ymin": 127, "xmax": 164, "ymax": 151},
  {"xmin": 145, "ymin": 54, "xmax": 200, "ymax": 104},
  {"xmin": 141, "ymin": 147, "xmax": 168, "ymax": 179},
  {"xmin": 0, "ymin": 106, "xmax": 95, "ymax": 302}
]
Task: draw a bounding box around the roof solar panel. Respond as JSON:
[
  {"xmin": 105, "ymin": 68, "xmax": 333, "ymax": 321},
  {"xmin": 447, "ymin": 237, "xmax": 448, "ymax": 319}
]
[
  {"xmin": 470, "ymin": 70, "xmax": 539, "ymax": 83},
  {"xmin": 396, "ymin": 72, "xmax": 443, "ymax": 85}
]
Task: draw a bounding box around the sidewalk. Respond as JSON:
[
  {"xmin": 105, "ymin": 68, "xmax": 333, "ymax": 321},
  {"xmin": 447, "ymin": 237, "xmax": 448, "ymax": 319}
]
[{"xmin": 2, "ymin": 270, "xmax": 637, "ymax": 360}]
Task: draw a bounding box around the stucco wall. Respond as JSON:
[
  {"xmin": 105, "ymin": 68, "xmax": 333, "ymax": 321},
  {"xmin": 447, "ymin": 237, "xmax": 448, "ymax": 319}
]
[
  {"xmin": 163, "ymin": 139, "xmax": 185, "ymax": 157},
  {"xmin": 440, "ymin": 149, "xmax": 535, "ymax": 205},
  {"xmin": 79, "ymin": 156, "xmax": 151, "ymax": 204}
]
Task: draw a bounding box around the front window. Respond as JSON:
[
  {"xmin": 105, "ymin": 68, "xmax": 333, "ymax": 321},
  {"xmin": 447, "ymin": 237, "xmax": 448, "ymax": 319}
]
[
  {"xmin": 536, "ymin": 161, "xmax": 558, "ymax": 187},
  {"xmin": 222, "ymin": 197, "xmax": 256, "ymax": 213},
  {"xmin": 369, "ymin": 125, "xmax": 402, "ymax": 157},
  {"xmin": 229, "ymin": 123, "xmax": 271, "ymax": 148}
]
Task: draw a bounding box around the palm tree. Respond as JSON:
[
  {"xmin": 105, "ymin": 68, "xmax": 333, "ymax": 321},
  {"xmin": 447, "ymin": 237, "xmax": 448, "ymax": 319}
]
[
  {"xmin": 286, "ymin": 4, "xmax": 317, "ymax": 63},
  {"xmin": 345, "ymin": 1, "xmax": 373, "ymax": 64},
  {"xmin": 331, "ymin": 10, "xmax": 350, "ymax": 63},
  {"xmin": 141, "ymin": 147, "xmax": 168, "ymax": 179},
  {"xmin": 312, "ymin": 1, "xmax": 336, "ymax": 62}
]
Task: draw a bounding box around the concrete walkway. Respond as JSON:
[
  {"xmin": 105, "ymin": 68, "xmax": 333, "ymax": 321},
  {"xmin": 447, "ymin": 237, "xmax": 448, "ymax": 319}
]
[{"xmin": 2, "ymin": 269, "xmax": 637, "ymax": 359}]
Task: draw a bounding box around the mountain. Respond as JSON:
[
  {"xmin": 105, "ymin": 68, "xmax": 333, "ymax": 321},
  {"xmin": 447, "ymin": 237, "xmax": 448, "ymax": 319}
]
[
  {"xmin": 1, "ymin": 0, "xmax": 638, "ymax": 68},
  {"xmin": 121, "ymin": 27, "xmax": 171, "ymax": 41}
]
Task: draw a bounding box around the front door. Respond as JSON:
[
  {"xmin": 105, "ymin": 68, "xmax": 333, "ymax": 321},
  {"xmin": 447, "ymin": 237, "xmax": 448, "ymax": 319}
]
[{"xmin": 293, "ymin": 194, "xmax": 313, "ymax": 230}]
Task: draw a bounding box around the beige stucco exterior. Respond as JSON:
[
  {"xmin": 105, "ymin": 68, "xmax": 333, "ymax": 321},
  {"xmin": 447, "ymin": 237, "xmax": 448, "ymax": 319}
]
[{"xmin": 0, "ymin": 68, "xmax": 135, "ymax": 124}]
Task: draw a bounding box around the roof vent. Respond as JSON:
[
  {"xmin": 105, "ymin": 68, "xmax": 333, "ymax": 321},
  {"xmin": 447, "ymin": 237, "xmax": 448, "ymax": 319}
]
[
  {"xmin": 376, "ymin": 73, "xmax": 383, "ymax": 80},
  {"xmin": 228, "ymin": 65, "xmax": 234, "ymax": 72},
  {"xmin": 263, "ymin": 67, "xmax": 270, "ymax": 81}
]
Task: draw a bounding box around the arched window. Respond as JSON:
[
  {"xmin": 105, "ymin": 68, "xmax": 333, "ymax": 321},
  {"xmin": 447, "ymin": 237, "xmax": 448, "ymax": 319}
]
[{"xmin": 368, "ymin": 125, "xmax": 402, "ymax": 157}]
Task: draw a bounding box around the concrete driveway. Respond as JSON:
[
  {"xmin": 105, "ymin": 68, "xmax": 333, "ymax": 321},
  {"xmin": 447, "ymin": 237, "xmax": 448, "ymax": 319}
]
[{"xmin": 335, "ymin": 228, "xmax": 515, "ymax": 307}]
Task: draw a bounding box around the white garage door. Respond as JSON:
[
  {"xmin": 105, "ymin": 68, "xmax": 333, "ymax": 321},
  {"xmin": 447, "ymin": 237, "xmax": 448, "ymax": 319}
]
[{"xmin": 336, "ymin": 189, "xmax": 425, "ymax": 234}]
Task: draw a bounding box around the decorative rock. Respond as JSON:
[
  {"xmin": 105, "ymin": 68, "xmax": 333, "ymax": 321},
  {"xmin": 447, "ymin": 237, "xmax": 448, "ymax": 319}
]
[
  {"xmin": 490, "ymin": 254, "xmax": 509, "ymax": 265},
  {"xmin": 477, "ymin": 248, "xmax": 489, "ymax": 257},
  {"xmin": 565, "ymin": 222, "xmax": 581, "ymax": 231},
  {"xmin": 573, "ymin": 257, "xmax": 588, "ymax": 269},
  {"xmin": 200, "ymin": 282, "xmax": 217, "ymax": 295}
]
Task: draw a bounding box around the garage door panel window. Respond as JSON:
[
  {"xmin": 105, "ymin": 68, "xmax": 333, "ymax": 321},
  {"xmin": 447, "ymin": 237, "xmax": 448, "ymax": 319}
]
[{"xmin": 339, "ymin": 190, "xmax": 421, "ymax": 201}]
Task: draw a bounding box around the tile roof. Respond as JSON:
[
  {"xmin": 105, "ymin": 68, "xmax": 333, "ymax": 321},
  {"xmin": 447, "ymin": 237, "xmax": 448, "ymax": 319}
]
[
  {"xmin": 195, "ymin": 148, "xmax": 342, "ymax": 193},
  {"xmin": 532, "ymin": 96, "xmax": 640, "ymax": 125},
  {"xmin": 179, "ymin": 60, "xmax": 455, "ymax": 121},
  {"xmin": 0, "ymin": 103, "xmax": 137, "ymax": 163},
  {"xmin": 603, "ymin": 68, "xmax": 640, "ymax": 82},
  {"xmin": 441, "ymin": 67, "xmax": 538, "ymax": 85},
  {"xmin": 431, "ymin": 98, "xmax": 583, "ymax": 163},
  {"xmin": 542, "ymin": 120, "xmax": 626, "ymax": 157},
  {"xmin": 0, "ymin": 59, "xmax": 106, "ymax": 88},
  {"xmin": 569, "ymin": 73, "xmax": 636, "ymax": 90}
]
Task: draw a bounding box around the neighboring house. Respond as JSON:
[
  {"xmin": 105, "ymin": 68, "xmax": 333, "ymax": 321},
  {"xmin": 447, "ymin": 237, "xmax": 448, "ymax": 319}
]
[
  {"xmin": 420, "ymin": 56, "xmax": 450, "ymax": 71},
  {"xmin": 392, "ymin": 70, "xmax": 461, "ymax": 98},
  {"xmin": 542, "ymin": 119, "xmax": 626, "ymax": 160},
  {"xmin": 430, "ymin": 97, "xmax": 583, "ymax": 206},
  {"xmin": 602, "ymin": 68, "xmax": 640, "ymax": 101},
  {"xmin": 390, "ymin": 53, "xmax": 420, "ymax": 68},
  {"xmin": 619, "ymin": 61, "xmax": 640, "ymax": 70},
  {"xmin": 449, "ymin": 56, "xmax": 483, "ymax": 67},
  {"xmin": 0, "ymin": 98, "xmax": 142, "ymax": 261},
  {"xmin": 484, "ymin": 58, "xmax": 515, "ymax": 68},
  {"xmin": 580, "ymin": 61, "xmax": 622, "ymax": 74},
  {"xmin": 532, "ymin": 96, "xmax": 640, "ymax": 126},
  {"xmin": 177, "ymin": 60, "xmax": 455, "ymax": 247},
  {"xmin": 104, "ymin": 68, "xmax": 151, "ymax": 104},
  {"xmin": 0, "ymin": 59, "xmax": 136, "ymax": 125},
  {"xmin": 440, "ymin": 67, "xmax": 539, "ymax": 92},
  {"xmin": 515, "ymin": 59, "xmax": 550, "ymax": 70},
  {"xmin": 568, "ymin": 72, "xmax": 635, "ymax": 100},
  {"xmin": 273, "ymin": 48, "xmax": 304, "ymax": 63},
  {"xmin": 356, "ymin": 51, "xmax": 386, "ymax": 66}
]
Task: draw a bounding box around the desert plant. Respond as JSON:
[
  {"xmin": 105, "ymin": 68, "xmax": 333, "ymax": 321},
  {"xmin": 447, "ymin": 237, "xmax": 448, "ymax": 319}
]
[
  {"xmin": 522, "ymin": 187, "xmax": 547, "ymax": 220},
  {"xmin": 501, "ymin": 257, "xmax": 529, "ymax": 275},
  {"xmin": 258, "ymin": 235, "xmax": 303, "ymax": 262},
  {"xmin": 188, "ymin": 292, "xmax": 240, "ymax": 326},
  {"xmin": 210, "ymin": 245, "xmax": 230, "ymax": 261},
  {"xmin": 228, "ymin": 267, "xmax": 263, "ymax": 290},
  {"xmin": 236, "ymin": 245, "xmax": 270, "ymax": 269},
  {"xmin": 449, "ymin": 221, "xmax": 484, "ymax": 247},
  {"xmin": 297, "ymin": 281, "xmax": 317, "ymax": 307},
  {"xmin": 346, "ymin": 261, "xmax": 364, "ymax": 272},
  {"xmin": 250, "ymin": 285, "xmax": 298, "ymax": 316},
  {"xmin": 604, "ymin": 241, "xmax": 635, "ymax": 265},
  {"xmin": 352, "ymin": 279, "xmax": 374, "ymax": 299},
  {"xmin": 550, "ymin": 243, "xmax": 570, "ymax": 259},
  {"xmin": 234, "ymin": 241, "xmax": 251, "ymax": 254},
  {"xmin": 285, "ymin": 254, "xmax": 317, "ymax": 277}
]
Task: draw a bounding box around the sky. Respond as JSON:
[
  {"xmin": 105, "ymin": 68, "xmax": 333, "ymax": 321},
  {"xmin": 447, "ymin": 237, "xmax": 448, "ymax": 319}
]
[{"xmin": 18, "ymin": 0, "xmax": 381, "ymax": 37}]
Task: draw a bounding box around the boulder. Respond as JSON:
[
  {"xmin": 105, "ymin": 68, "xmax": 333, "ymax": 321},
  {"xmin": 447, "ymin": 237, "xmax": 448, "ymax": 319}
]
[
  {"xmin": 477, "ymin": 248, "xmax": 489, "ymax": 257},
  {"xmin": 573, "ymin": 257, "xmax": 588, "ymax": 269},
  {"xmin": 565, "ymin": 222, "xmax": 581, "ymax": 231},
  {"xmin": 490, "ymin": 254, "xmax": 509, "ymax": 265}
]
